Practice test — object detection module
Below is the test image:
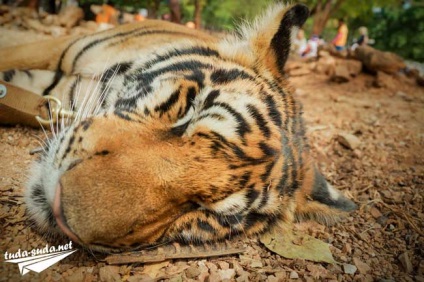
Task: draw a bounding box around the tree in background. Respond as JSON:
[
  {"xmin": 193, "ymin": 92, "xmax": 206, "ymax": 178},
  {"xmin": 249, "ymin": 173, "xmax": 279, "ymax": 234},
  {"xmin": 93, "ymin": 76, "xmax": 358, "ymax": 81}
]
[{"xmin": 169, "ymin": 0, "xmax": 181, "ymax": 23}]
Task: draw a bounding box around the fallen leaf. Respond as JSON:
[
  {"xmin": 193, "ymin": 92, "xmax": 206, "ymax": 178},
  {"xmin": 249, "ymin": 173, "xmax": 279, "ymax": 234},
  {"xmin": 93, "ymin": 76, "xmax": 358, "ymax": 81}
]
[
  {"xmin": 142, "ymin": 261, "xmax": 169, "ymax": 279},
  {"xmin": 260, "ymin": 228, "xmax": 336, "ymax": 264}
]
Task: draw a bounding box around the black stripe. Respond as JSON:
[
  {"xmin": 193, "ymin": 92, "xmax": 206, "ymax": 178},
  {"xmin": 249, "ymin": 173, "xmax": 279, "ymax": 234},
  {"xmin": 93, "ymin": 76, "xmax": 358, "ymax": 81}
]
[
  {"xmin": 3, "ymin": 70, "xmax": 16, "ymax": 82},
  {"xmin": 70, "ymin": 28, "xmax": 156, "ymax": 72},
  {"xmin": 116, "ymin": 60, "xmax": 213, "ymax": 110},
  {"xmin": 245, "ymin": 184, "xmax": 259, "ymax": 208},
  {"xmin": 202, "ymin": 90, "xmax": 220, "ymax": 110},
  {"xmin": 270, "ymin": 4, "xmax": 309, "ymax": 73},
  {"xmin": 23, "ymin": 70, "xmax": 33, "ymax": 79},
  {"xmin": 213, "ymin": 102, "xmax": 251, "ymax": 138},
  {"xmin": 197, "ymin": 219, "xmax": 216, "ymax": 233},
  {"xmin": 42, "ymin": 70, "xmax": 64, "ymax": 96},
  {"xmin": 259, "ymin": 142, "xmax": 278, "ymax": 157},
  {"xmin": 238, "ymin": 171, "xmax": 251, "ymax": 188},
  {"xmin": 210, "ymin": 68, "xmax": 254, "ymax": 84},
  {"xmin": 264, "ymin": 94, "xmax": 282, "ymax": 128},
  {"xmin": 143, "ymin": 46, "xmax": 220, "ymax": 70},
  {"xmin": 154, "ymin": 87, "xmax": 181, "ymax": 116},
  {"xmin": 69, "ymin": 76, "xmax": 81, "ymax": 112},
  {"xmin": 258, "ymin": 185, "xmax": 270, "ymax": 209},
  {"xmin": 260, "ymin": 160, "xmax": 276, "ymax": 182},
  {"xmin": 277, "ymin": 133, "xmax": 292, "ymax": 194},
  {"xmin": 216, "ymin": 213, "xmax": 243, "ymax": 227},
  {"xmin": 114, "ymin": 110, "xmax": 133, "ymax": 121},
  {"xmin": 100, "ymin": 62, "xmax": 133, "ymax": 82},
  {"xmin": 181, "ymin": 86, "xmax": 196, "ymax": 118},
  {"xmin": 247, "ymin": 104, "xmax": 271, "ymax": 138}
]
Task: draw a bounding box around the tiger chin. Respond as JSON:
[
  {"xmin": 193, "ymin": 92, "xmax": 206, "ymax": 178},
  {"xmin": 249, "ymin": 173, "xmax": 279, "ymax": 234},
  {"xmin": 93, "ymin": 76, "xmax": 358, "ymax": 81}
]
[{"xmin": 1, "ymin": 3, "xmax": 356, "ymax": 253}]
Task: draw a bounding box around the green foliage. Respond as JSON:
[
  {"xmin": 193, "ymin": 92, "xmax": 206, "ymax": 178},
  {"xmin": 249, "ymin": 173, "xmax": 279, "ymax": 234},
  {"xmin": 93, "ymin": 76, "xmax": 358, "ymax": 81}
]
[{"xmin": 370, "ymin": 5, "xmax": 424, "ymax": 62}]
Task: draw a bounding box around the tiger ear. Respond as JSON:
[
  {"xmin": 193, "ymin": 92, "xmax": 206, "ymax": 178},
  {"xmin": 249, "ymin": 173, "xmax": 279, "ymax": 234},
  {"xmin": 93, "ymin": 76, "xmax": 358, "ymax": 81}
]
[{"xmin": 219, "ymin": 3, "xmax": 309, "ymax": 78}]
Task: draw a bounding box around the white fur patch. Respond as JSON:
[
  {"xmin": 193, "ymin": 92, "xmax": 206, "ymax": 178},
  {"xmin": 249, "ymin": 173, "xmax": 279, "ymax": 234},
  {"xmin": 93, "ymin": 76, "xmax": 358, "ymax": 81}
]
[{"xmin": 327, "ymin": 183, "xmax": 340, "ymax": 201}]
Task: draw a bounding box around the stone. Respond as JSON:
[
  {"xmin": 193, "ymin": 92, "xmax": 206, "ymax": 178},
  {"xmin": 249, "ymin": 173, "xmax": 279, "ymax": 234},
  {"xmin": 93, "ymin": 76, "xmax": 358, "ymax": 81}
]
[
  {"xmin": 353, "ymin": 257, "xmax": 371, "ymax": 274},
  {"xmin": 206, "ymin": 272, "xmax": 221, "ymax": 282},
  {"xmin": 315, "ymin": 56, "xmax": 336, "ymax": 76},
  {"xmin": 267, "ymin": 275, "xmax": 278, "ymax": 282},
  {"xmin": 342, "ymin": 243, "xmax": 352, "ymax": 254},
  {"xmin": 217, "ymin": 261, "xmax": 230, "ymax": 270},
  {"xmin": 99, "ymin": 266, "xmax": 121, "ymax": 282},
  {"xmin": 343, "ymin": 264, "xmax": 357, "ymax": 275},
  {"xmin": 331, "ymin": 64, "xmax": 351, "ymax": 83},
  {"xmin": 218, "ymin": 269, "xmax": 236, "ymax": 280},
  {"xmin": 355, "ymin": 46, "xmax": 406, "ymax": 74},
  {"xmin": 373, "ymin": 71, "xmax": 395, "ymax": 88},
  {"xmin": 399, "ymin": 252, "xmax": 413, "ymax": 273},
  {"xmin": 417, "ymin": 76, "xmax": 424, "ymax": 87},
  {"xmin": 236, "ymin": 271, "xmax": 250, "ymax": 282},
  {"xmin": 344, "ymin": 59, "xmax": 363, "ymax": 77},
  {"xmin": 289, "ymin": 271, "xmax": 299, "ymax": 279},
  {"xmin": 289, "ymin": 67, "xmax": 311, "ymax": 76},
  {"xmin": 337, "ymin": 133, "xmax": 361, "ymax": 150},
  {"xmin": 370, "ymin": 207, "xmax": 383, "ymax": 218},
  {"xmin": 250, "ymin": 260, "xmax": 263, "ymax": 268},
  {"xmin": 185, "ymin": 266, "xmax": 201, "ymax": 279}
]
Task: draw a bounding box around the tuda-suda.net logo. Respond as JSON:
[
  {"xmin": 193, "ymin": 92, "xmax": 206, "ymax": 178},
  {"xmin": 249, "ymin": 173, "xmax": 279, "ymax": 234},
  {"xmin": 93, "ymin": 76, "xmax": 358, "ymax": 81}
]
[{"xmin": 4, "ymin": 241, "xmax": 77, "ymax": 275}]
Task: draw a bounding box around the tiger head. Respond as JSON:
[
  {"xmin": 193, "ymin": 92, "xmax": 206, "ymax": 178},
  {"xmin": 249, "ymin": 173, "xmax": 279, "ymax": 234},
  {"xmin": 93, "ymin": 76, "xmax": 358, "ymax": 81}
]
[{"xmin": 26, "ymin": 3, "xmax": 356, "ymax": 252}]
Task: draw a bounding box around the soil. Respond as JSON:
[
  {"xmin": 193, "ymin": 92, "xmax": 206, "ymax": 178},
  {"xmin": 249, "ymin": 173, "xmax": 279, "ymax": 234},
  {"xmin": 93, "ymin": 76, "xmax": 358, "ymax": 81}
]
[{"xmin": 0, "ymin": 27, "xmax": 423, "ymax": 282}]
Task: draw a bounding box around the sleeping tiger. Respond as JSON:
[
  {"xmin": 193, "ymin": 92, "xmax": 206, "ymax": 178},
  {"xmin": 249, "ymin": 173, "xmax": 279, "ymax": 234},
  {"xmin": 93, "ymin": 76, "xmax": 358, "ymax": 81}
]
[{"xmin": 0, "ymin": 3, "xmax": 356, "ymax": 252}]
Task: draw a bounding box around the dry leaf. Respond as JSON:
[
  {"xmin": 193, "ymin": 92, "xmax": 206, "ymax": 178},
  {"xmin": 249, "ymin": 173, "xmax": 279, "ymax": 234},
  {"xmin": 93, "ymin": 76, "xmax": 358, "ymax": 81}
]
[
  {"xmin": 260, "ymin": 228, "xmax": 336, "ymax": 264},
  {"xmin": 142, "ymin": 261, "xmax": 169, "ymax": 279}
]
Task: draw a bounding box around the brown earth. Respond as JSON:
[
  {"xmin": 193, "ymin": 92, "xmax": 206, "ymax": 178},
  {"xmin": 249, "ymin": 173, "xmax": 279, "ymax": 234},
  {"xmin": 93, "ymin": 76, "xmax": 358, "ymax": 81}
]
[{"xmin": 0, "ymin": 27, "xmax": 423, "ymax": 282}]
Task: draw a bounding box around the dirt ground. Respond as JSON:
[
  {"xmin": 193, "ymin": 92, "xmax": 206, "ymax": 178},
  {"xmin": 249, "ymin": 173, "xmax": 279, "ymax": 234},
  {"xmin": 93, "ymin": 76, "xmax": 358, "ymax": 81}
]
[{"xmin": 0, "ymin": 27, "xmax": 423, "ymax": 282}]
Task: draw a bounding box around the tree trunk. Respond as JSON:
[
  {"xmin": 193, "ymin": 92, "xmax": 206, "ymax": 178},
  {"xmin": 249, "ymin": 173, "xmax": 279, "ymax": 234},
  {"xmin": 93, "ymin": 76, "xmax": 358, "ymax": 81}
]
[
  {"xmin": 311, "ymin": 0, "xmax": 332, "ymax": 36},
  {"xmin": 194, "ymin": 0, "xmax": 202, "ymax": 29},
  {"xmin": 311, "ymin": 0, "xmax": 346, "ymax": 36},
  {"xmin": 169, "ymin": 0, "xmax": 181, "ymax": 24},
  {"xmin": 27, "ymin": 0, "xmax": 40, "ymax": 10},
  {"xmin": 147, "ymin": 0, "xmax": 161, "ymax": 19}
]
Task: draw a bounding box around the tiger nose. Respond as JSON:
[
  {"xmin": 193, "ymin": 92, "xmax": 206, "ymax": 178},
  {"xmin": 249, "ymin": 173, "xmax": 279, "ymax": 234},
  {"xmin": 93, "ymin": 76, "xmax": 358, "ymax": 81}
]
[{"xmin": 53, "ymin": 183, "xmax": 81, "ymax": 244}]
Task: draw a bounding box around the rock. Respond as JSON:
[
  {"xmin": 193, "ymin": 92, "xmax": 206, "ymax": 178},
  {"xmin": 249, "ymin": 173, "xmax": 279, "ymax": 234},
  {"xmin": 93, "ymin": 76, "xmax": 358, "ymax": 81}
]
[
  {"xmin": 353, "ymin": 257, "xmax": 371, "ymax": 274},
  {"xmin": 218, "ymin": 269, "xmax": 236, "ymax": 280},
  {"xmin": 318, "ymin": 50, "xmax": 331, "ymax": 57},
  {"xmin": 373, "ymin": 71, "xmax": 396, "ymax": 88},
  {"xmin": 396, "ymin": 91, "xmax": 413, "ymax": 102},
  {"xmin": 236, "ymin": 271, "xmax": 250, "ymax": 282},
  {"xmin": 355, "ymin": 46, "xmax": 406, "ymax": 74},
  {"xmin": 399, "ymin": 252, "xmax": 413, "ymax": 273},
  {"xmin": 331, "ymin": 64, "xmax": 351, "ymax": 83},
  {"xmin": 406, "ymin": 68, "xmax": 420, "ymax": 78},
  {"xmin": 285, "ymin": 61, "xmax": 303, "ymax": 71},
  {"xmin": 343, "ymin": 264, "xmax": 357, "ymax": 275},
  {"xmin": 65, "ymin": 268, "xmax": 86, "ymax": 282},
  {"xmin": 315, "ymin": 56, "xmax": 336, "ymax": 76},
  {"xmin": 128, "ymin": 274, "xmax": 155, "ymax": 282},
  {"xmin": 290, "ymin": 271, "xmax": 299, "ymax": 279},
  {"xmin": 370, "ymin": 207, "xmax": 383, "ymax": 218},
  {"xmin": 417, "ymin": 76, "xmax": 424, "ymax": 87},
  {"xmin": 99, "ymin": 266, "xmax": 121, "ymax": 282},
  {"xmin": 58, "ymin": 6, "xmax": 84, "ymax": 29},
  {"xmin": 217, "ymin": 261, "xmax": 229, "ymax": 270},
  {"xmin": 267, "ymin": 275, "xmax": 278, "ymax": 282},
  {"xmin": 344, "ymin": 59, "xmax": 363, "ymax": 77},
  {"xmin": 342, "ymin": 243, "xmax": 352, "ymax": 254},
  {"xmin": 206, "ymin": 272, "xmax": 221, "ymax": 282},
  {"xmin": 289, "ymin": 67, "xmax": 311, "ymax": 76},
  {"xmin": 337, "ymin": 133, "xmax": 361, "ymax": 150},
  {"xmin": 185, "ymin": 266, "xmax": 201, "ymax": 279},
  {"xmin": 250, "ymin": 260, "xmax": 263, "ymax": 268}
]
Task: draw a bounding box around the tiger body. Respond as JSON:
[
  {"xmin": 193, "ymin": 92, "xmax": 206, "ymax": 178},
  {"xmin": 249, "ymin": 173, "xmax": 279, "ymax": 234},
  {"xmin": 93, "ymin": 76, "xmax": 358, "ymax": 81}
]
[{"xmin": 0, "ymin": 3, "xmax": 356, "ymax": 252}]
